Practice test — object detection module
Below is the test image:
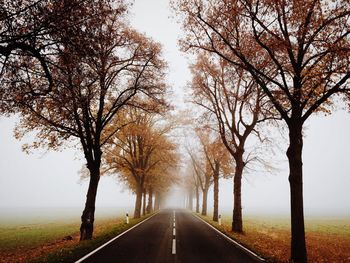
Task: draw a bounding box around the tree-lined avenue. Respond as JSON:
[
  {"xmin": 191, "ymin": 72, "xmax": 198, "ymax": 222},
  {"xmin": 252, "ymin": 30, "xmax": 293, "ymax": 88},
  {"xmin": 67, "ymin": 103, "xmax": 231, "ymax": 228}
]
[{"xmin": 78, "ymin": 210, "xmax": 262, "ymax": 263}]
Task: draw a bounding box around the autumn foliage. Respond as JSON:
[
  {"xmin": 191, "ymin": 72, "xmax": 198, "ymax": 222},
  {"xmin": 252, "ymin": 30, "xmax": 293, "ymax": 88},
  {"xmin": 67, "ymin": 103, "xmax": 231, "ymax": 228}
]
[
  {"xmin": 1, "ymin": 1, "xmax": 349, "ymax": 261},
  {"xmin": 103, "ymin": 108, "xmax": 179, "ymax": 218},
  {"xmin": 175, "ymin": 0, "xmax": 350, "ymax": 262},
  {"xmin": 1, "ymin": 0, "xmax": 169, "ymax": 241},
  {"xmin": 190, "ymin": 53, "xmax": 275, "ymax": 232}
]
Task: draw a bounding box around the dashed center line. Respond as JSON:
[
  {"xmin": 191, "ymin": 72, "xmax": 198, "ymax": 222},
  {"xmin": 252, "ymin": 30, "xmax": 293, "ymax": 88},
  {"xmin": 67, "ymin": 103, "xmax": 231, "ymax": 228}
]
[
  {"xmin": 172, "ymin": 238, "xmax": 176, "ymax": 254},
  {"xmin": 172, "ymin": 210, "xmax": 176, "ymax": 255}
]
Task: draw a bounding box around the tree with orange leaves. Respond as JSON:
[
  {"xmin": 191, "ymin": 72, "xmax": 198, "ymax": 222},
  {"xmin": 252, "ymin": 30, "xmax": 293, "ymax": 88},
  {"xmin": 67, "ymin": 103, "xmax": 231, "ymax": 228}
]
[
  {"xmin": 175, "ymin": 0, "xmax": 350, "ymax": 261},
  {"xmin": 104, "ymin": 108, "xmax": 179, "ymax": 218},
  {"xmin": 183, "ymin": 160, "xmax": 201, "ymax": 213},
  {"xmin": 197, "ymin": 128, "xmax": 233, "ymax": 222},
  {"xmin": 187, "ymin": 141, "xmax": 213, "ymax": 216},
  {"xmin": 187, "ymin": 127, "xmax": 233, "ymax": 217},
  {"xmin": 7, "ymin": 0, "xmax": 167, "ymax": 241},
  {"xmin": 190, "ymin": 53, "xmax": 274, "ymax": 232}
]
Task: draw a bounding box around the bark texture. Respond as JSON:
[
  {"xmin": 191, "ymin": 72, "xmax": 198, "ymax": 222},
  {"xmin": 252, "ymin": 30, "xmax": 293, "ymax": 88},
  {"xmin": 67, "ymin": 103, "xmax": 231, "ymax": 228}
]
[
  {"xmin": 146, "ymin": 188, "xmax": 153, "ymax": 214},
  {"xmin": 212, "ymin": 161, "xmax": 220, "ymax": 222},
  {"xmin": 201, "ymin": 187, "xmax": 209, "ymax": 216},
  {"xmin": 134, "ymin": 186, "xmax": 143, "ymax": 218},
  {"xmin": 232, "ymin": 155, "xmax": 243, "ymax": 233},
  {"xmin": 287, "ymin": 120, "xmax": 307, "ymax": 263},
  {"xmin": 142, "ymin": 190, "xmax": 147, "ymax": 216},
  {"xmin": 80, "ymin": 165, "xmax": 100, "ymax": 240}
]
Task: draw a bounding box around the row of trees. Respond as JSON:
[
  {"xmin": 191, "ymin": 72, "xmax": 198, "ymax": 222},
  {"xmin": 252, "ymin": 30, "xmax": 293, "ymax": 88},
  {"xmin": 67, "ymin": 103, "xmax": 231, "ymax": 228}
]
[
  {"xmin": 103, "ymin": 108, "xmax": 179, "ymax": 218},
  {"xmin": 185, "ymin": 128, "xmax": 233, "ymax": 221},
  {"xmin": 174, "ymin": 0, "xmax": 350, "ymax": 262},
  {"xmin": 0, "ymin": 0, "xmax": 178, "ymax": 241}
]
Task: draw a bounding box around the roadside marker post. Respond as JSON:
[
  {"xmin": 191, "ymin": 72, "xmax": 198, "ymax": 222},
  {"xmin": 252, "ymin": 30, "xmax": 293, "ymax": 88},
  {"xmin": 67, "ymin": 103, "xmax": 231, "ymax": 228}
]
[
  {"xmin": 126, "ymin": 213, "xmax": 129, "ymax": 224},
  {"xmin": 218, "ymin": 214, "xmax": 221, "ymax": 226},
  {"xmin": 75, "ymin": 211, "xmax": 160, "ymax": 263}
]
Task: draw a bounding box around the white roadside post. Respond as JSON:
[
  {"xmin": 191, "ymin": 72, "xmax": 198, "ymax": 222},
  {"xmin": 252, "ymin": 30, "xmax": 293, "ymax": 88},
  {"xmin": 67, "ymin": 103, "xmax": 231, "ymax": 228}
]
[
  {"xmin": 126, "ymin": 213, "xmax": 129, "ymax": 224},
  {"xmin": 218, "ymin": 214, "xmax": 222, "ymax": 226}
]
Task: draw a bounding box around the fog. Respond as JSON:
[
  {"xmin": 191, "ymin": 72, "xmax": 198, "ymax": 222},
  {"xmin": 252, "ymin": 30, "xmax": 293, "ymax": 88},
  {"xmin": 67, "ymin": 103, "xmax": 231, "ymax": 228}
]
[{"xmin": 0, "ymin": 0, "xmax": 350, "ymax": 222}]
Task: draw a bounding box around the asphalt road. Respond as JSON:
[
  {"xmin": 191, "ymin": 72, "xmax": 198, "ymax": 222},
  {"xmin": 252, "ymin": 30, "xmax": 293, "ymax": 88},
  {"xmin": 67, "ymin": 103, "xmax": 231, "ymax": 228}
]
[{"xmin": 78, "ymin": 209, "xmax": 263, "ymax": 263}]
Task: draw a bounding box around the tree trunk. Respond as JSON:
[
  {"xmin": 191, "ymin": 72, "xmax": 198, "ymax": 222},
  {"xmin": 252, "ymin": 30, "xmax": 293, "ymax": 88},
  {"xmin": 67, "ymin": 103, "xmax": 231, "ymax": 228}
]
[
  {"xmin": 80, "ymin": 164, "xmax": 100, "ymax": 240},
  {"xmin": 133, "ymin": 185, "xmax": 143, "ymax": 219},
  {"xmin": 195, "ymin": 185, "xmax": 200, "ymax": 213},
  {"xmin": 201, "ymin": 187, "xmax": 208, "ymax": 216},
  {"xmin": 154, "ymin": 192, "xmax": 160, "ymax": 211},
  {"xmin": 146, "ymin": 188, "xmax": 153, "ymax": 213},
  {"xmin": 287, "ymin": 121, "xmax": 307, "ymax": 263},
  {"xmin": 232, "ymin": 155, "xmax": 243, "ymax": 233},
  {"xmin": 142, "ymin": 189, "xmax": 147, "ymax": 216},
  {"xmin": 188, "ymin": 189, "xmax": 193, "ymax": 210},
  {"xmin": 213, "ymin": 161, "xmax": 220, "ymax": 222}
]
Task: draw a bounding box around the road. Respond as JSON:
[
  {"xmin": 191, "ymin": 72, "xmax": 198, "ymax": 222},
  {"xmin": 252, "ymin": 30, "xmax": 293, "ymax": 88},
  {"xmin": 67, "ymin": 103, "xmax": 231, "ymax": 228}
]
[{"xmin": 78, "ymin": 209, "xmax": 263, "ymax": 263}]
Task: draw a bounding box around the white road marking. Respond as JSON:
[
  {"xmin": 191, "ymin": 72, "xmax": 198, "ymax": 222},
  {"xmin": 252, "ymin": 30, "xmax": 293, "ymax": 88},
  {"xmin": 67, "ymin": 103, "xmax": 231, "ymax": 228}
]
[
  {"xmin": 172, "ymin": 210, "xmax": 177, "ymax": 255},
  {"xmin": 74, "ymin": 212, "xmax": 160, "ymax": 263},
  {"xmin": 193, "ymin": 214, "xmax": 265, "ymax": 261},
  {"xmin": 172, "ymin": 238, "xmax": 176, "ymax": 254}
]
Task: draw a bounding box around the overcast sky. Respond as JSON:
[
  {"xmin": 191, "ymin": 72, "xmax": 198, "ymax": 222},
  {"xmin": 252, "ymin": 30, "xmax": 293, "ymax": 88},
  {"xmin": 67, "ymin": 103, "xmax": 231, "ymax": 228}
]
[{"xmin": 0, "ymin": 0, "xmax": 349, "ymax": 218}]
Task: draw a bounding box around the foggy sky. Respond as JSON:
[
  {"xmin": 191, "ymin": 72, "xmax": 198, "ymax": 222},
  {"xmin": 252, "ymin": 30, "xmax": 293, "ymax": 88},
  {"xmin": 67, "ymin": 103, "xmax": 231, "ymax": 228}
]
[{"xmin": 0, "ymin": 0, "xmax": 349, "ymax": 217}]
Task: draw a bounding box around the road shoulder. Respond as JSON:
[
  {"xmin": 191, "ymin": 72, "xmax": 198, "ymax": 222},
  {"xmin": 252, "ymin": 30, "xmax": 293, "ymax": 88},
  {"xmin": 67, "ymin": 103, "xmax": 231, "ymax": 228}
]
[{"xmin": 193, "ymin": 213, "xmax": 266, "ymax": 262}]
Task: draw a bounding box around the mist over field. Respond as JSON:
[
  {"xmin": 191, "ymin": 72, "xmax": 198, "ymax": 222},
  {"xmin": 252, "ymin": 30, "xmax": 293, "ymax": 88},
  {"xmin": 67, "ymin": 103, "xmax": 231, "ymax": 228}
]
[
  {"xmin": 0, "ymin": 0, "xmax": 348, "ymax": 228},
  {"xmin": 1, "ymin": 110, "xmax": 350, "ymax": 224},
  {"xmin": 0, "ymin": 1, "xmax": 350, "ymax": 262}
]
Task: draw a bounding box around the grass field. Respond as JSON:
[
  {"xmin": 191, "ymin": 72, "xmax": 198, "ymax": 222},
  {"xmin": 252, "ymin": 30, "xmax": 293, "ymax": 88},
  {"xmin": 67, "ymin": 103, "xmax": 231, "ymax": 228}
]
[
  {"xmin": 199, "ymin": 213, "xmax": 350, "ymax": 263},
  {"xmin": 1, "ymin": 210, "xmax": 349, "ymax": 263},
  {"xmin": 0, "ymin": 208, "xmax": 149, "ymax": 263}
]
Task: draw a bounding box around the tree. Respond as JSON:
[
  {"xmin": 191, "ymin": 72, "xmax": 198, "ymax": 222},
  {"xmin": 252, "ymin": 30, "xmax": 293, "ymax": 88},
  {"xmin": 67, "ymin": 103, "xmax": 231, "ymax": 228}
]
[
  {"xmin": 0, "ymin": 0, "xmax": 56, "ymax": 93},
  {"xmin": 187, "ymin": 144, "xmax": 212, "ymax": 216},
  {"xmin": 0, "ymin": 0, "xmax": 99, "ymax": 98},
  {"xmin": 197, "ymin": 128, "xmax": 233, "ymax": 222},
  {"xmin": 191, "ymin": 54, "xmax": 273, "ymax": 231},
  {"xmin": 182, "ymin": 163, "xmax": 196, "ymax": 211},
  {"xmin": 186, "ymin": 128, "xmax": 231, "ymax": 217},
  {"xmin": 176, "ymin": 0, "xmax": 350, "ymax": 261},
  {"xmin": 183, "ymin": 161, "xmax": 201, "ymax": 213},
  {"xmin": 144, "ymin": 159, "xmax": 179, "ymax": 214},
  {"xmin": 104, "ymin": 108, "xmax": 179, "ymax": 218},
  {"xmin": 8, "ymin": 1, "xmax": 167, "ymax": 240}
]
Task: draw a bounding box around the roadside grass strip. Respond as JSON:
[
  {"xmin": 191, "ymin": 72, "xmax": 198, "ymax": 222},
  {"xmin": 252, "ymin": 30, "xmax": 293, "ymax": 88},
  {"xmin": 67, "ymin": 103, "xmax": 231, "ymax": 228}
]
[
  {"xmin": 75, "ymin": 212, "xmax": 160, "ymax": 263},
  {"xmin": 26, "ymin": 212, "xmax": 158, "ymax": 263},
  {"xmin": 193, "ymin": 213, "xmax": 265, "ymax": 262}
]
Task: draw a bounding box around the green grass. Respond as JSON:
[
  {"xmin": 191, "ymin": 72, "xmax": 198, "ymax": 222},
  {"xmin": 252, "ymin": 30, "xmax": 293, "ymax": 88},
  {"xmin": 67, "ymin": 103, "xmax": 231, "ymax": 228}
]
[
  {"xmin": 0, "ymin": 212, "xmax": 156, "ymax": 263},
  {"xmin": 0, "ymin": 221, "xmax": 80, "ymax": 251}
]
